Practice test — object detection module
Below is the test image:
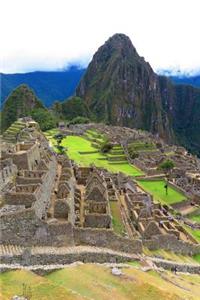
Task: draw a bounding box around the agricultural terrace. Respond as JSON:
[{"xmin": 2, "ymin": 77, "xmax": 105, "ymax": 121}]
[
  {"xmin": 44, "ymin": 129, "xmax": 188, "ymax": 206},
  {"xmin": 61, "ymin": 135, "xmax": 143, "ymax": 176}
]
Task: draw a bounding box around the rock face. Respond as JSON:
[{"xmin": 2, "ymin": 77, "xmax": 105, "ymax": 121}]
[
  {"xmin": 159, "ymin": 76, "xmax": 200, "ymax": 155},
  {"xmin": 76, "ymin": 33, "xmax": 200, "ymax": 155}
]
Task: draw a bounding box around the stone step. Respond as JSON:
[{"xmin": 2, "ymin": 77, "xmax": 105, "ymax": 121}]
[{"xmin": 0, "ymin": 244, "xmax": 24, "ymax": 256}]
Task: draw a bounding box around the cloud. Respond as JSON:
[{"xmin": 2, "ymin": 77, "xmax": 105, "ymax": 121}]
[{"xmin": 1, "ymin": 0, "xmax": 200, "ymax": 74}]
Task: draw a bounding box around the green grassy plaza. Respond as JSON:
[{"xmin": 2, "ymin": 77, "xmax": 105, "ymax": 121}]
[{"xmin": 137, "ymin": 180, "xmax": 187, "ymax": 205}]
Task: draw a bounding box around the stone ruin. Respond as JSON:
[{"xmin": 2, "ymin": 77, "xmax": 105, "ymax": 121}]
[
  {"xmin": 0, "ymin": 121, "xmax": 200, "ymax": 267},
  {"xmin": 84, "ymin": 170, "xmax": 112, "ymax": 228}
]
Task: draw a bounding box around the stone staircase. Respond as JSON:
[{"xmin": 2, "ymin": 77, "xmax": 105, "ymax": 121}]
[{"xmin": 0, "ymin": 244, "xmax": 24, "ymax": 256}]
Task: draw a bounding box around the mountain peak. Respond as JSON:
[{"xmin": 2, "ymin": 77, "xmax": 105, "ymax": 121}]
[
  {"xmin": 95, "ymin": 33, "xmax": 138, "ymax": 61},
  {"xmin": 76, "ymin": 34, "xmax": 171, "ymax": 140},
  {"xmin": 106, "ymin": 33, "xmax": 133, "ymax": 47}
]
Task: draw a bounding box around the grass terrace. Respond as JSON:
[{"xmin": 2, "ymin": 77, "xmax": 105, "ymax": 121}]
[
  {"xmin": 143, "ymin": 247, "xmax": 199, "ymax": 264},
  {"xmin": 190, "ymin": 215, "xmax": 200, "ymax": 223},
  {"xmin": 193, "ymin": 253, "xmax": 200, "ymax": 263},
  {"xmin": 137, "ymin": 179, "xmax": 187, "ymax": 205},
  {"xmin": 44, "ymin": 129, "xmax": 189, "ymax": 206},
  {"xmin": 187, "ymin": 209, "xmax": 200, "ymax": 224},
  {"xmin": 128, "ymin": 141, "xmax": 157, "ymax": 152},
  {"xmin": 43, "ymin": 128, "xmax": 59, "ymax": 151},
  {"xmin": 61, "ymin": 135, "xmax": 143, "ymax": 176},
  {"xmin": 183, "ymin": 224, "xmax": 200, "ymax": 243}
]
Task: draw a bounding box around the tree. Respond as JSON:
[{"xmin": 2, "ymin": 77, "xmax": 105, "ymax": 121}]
[
  {"xmin": 158, "ymin": 159, "xmax": 175, "ymax": 175},
  {"xmin": 54, "ymin": 134, "xmax": 65, "ymax": 154},
  {"xmin": 158, "ymin": 159, "xmax": 175, "ymax": 195},
  {"xmin": 30, "ymin": 108, "xmax": 57, "ymax": 131}
]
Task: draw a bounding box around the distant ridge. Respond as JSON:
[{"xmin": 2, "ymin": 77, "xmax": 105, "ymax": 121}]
[
  {"xmin": 1, "ymin": 66, "xmax": 85, "ymax": 107},
  {"xmin": 170, "ymin": 75, "xmax": 200, "ymax": 88}
]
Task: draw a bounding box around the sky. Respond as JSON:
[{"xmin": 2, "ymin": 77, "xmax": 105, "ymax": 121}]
[{"xmin": 0, "ymin": 0, "xmax": 200, "ymax": 75}]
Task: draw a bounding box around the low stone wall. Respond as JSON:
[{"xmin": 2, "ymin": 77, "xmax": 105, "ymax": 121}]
[
  {"xmin": 143, "ymin": 234, "xmax": 200, "ymax": 255},
  {"xmin": 0, "ymin": 251, "xmax": 134, "ymax": 266},
  {"xmin": 74, "ymin": 228, "xmax": 142, "ymax": 253},
  {"xmin": 151, "ymin": 258, "xmax": 200, "ymax": 274},
  {"xmin": 137, "ymin": 176, "xmax": 164, "ymax": 181},
  {"xmin": 79, "ymin": 151, "xmax": 99, "ymax": 154},
  {"xmin": 171, "ymin": 199, "xmax": 191, "ymax": 210},
  {"xmin": 16, "ymin": 177, "xmax": 43, "ymax": 184}
]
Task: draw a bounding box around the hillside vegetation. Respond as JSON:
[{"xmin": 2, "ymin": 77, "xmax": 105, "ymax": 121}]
[{"xmin": 1, "ymin": 84, "xmax": 57, "ymax": 132}]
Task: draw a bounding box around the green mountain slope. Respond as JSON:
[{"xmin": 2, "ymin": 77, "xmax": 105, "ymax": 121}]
[{"xmin": 1, "ymin": 84, "xmax": 56, "ymax": 132}]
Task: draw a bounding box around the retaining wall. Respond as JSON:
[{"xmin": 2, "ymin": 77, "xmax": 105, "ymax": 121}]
[
  {"xmin": 143, "ymin": 234, "xmax": 200, "ymax": 255},
  {"xmin": 74, "ymin": 228, "xmax": 142, "ymax": 253}
]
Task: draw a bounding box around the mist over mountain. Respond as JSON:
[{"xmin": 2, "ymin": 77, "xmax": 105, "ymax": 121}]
[{"xmin": 1, "ymin": 66, "xmax": 85, "ymax": 107}]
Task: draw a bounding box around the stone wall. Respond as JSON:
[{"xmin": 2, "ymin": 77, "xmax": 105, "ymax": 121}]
[
  {"xmin": 84, "ymin": 214, "xmax": 111, "ymax": 228},
  {"xmin": 74, "ymin": 228, "xmax": 142, "ymax": 253},
  {"xmin": 5, "ymin": 192, "xmax": 36, "ymax": 207},
  {"xmin": 5, "ymin": 143, "xmax": 41, "ymax": 171},
  {"xmin": 0, "ymin": 208, "xmax": 74, "ymax": 247},
  {"xmin": 33, "ymin": 158, "xmax": 57, "ymax": 219},
  {"xmin": 151, "ymin": 258, "xmax": 200, "ymax": 274},
  {"xmin": 143, "ymin": 234, "xmax": 200, "ymax": 255},
  {"xmin": 0, "ymin": 158, "xmax": 17, "ymax": 190},
  {"xmin": 1, "ymin": 249, "xmax": 135, "ymax": 266},
  {"xmin": 171, "ymin": 199, "xmax": 191, "ymax": 210},
  {"xmin": 54, "ymin": 200, "xmax": 69, "ymax": 219}
]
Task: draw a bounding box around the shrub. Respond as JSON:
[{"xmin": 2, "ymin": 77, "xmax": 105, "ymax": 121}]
[
  {"xmin": 129, "ymin": 149, "xmax": 139, "ymax": 159},
  {"xmin": 69, "ymin": 116, "xmax": 90, "ymax": 125},
  {"xmin": 100, "ymin": 142, "xmax": 113, "ymax": 153}
]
